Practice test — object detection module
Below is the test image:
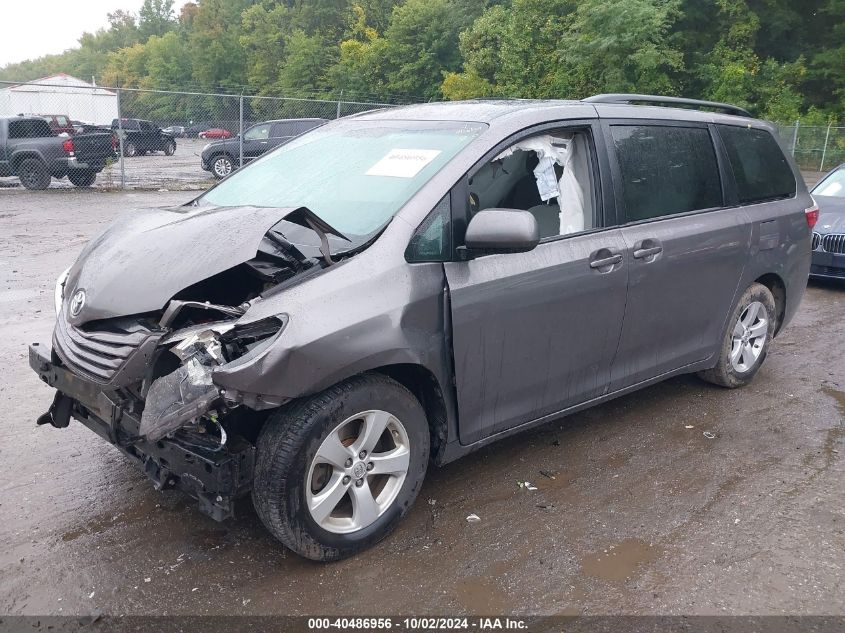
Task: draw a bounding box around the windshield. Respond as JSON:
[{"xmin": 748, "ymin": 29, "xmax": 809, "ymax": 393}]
[
  {"xmin": 813, "ymin": 166, "xmax": 845, "ymax": 198},
  {"xmin": 198, "ymin": 119, "xmax": 486, "ymax": 237}
]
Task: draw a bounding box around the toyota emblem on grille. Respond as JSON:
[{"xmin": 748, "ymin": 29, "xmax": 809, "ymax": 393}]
[{"xmin": 70, "ymin": 290, "xmax": 86, "ymax": 317}]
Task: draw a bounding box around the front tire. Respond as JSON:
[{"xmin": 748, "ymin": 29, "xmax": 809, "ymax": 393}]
[
  {"xmin": 164, "ymin": 140, "xmax": 176, "ymax": 156},
  {"xmin": 17, "ymin": 158, "xmax": 51, "ymax": 190},
  {"xmin": 211, "ymin": 155, "xmax": 234, "ymax": 179},
  {"xmin": 253, "ymin": 373, "xmax": 430, "ymax": 561},
  {"xmin": 698, "ymin": 282, "xmax": 777, "ymax": 388},
  {"xmin": 68, "ymin": 170, "xmax": 96, "ymax": 187},
  {"xmin": 123, "ymin": 142, "xmax": 137, "ymax": 157}
]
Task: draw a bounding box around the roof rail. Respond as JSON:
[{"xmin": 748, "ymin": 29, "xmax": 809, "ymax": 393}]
[{"xmin": 583, "ymin": 93, "xmax": 752, "ymax": 118}]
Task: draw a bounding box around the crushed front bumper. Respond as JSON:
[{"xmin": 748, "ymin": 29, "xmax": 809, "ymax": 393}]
[{"xmin": 29, "ymin": 342, "xmax": 255, "ymax": 521}]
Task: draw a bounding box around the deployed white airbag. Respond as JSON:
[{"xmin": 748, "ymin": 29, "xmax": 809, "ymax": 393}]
[{"xmin": 495, "ymin": 133, "xmax": 589, "ymax": 235}]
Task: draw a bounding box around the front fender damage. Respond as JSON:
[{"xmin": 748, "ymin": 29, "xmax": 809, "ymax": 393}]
[{"xmin": 139, "ymin": 316, "xmax": 287, "ymax": 442}]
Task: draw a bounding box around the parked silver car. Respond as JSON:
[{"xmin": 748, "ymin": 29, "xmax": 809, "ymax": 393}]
[
  {"xmin": 30, "ymin": 95, "xmax": 814, "ymax": 560},
  {"xmin": 809, "ymin": 163, "xmax": 845, "ymax": 279}
]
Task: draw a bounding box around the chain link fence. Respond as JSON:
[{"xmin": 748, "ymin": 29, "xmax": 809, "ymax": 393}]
[
  {"xmin": 776, "ymin": 122, "xmax": 845, "ymax": 176},
  {"xmin": 1, "ymin": 78, "xmax": 840, "ymax": 191},
  {"xmin": 0, "ymin": 78, "xmax": 397, "ymax": 190}
]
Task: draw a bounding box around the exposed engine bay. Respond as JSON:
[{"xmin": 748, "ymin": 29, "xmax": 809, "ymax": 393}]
[{"xmin": 45, "ymin": 205, "xmax": 367, "ymax": 465}]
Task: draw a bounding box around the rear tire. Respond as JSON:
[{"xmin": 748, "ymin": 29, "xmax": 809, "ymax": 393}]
[
  {"xmin": 698, "ymin": 282, "xmax": 777, "ymax": 388},
  {"xmin": 123, "ymin": 142, "xmax": 137, "ymax": 157},
  {"xmin": 253, "ymin": 373, "xmax": 430, "ymax": 561},
  {"xmin": 17, "ymin": 158, "xmax": 50, "ymax": 190},
  {"xmin": 68, "ymin": 170, "xmax": 96, "ymax": 188},
  {"xmin": 164, "ymin": 140, "xmax": 176, "ymax": 156}
]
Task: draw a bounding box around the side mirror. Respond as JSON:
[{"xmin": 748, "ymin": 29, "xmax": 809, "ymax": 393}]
[{"xmin": 463, "ymin": 208, "xmax": 540, "ymax": 256}]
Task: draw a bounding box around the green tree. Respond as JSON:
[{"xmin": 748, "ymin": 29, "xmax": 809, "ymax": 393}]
[
  {"xmin": 552, "ymin": 0, "xmax": 684, "ymax": 98},
  {"xmin": 188, "ymin": 0, "xmax": 254, "ymax": 90},
  {"xmin": 380, "ymin": 0, "xmax": 469, "ymax": 100},
  {"xmin": 139, "ymin": 0, "xmax": 177, "ymax": 40}
]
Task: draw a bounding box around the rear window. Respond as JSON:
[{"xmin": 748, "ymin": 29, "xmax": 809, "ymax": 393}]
[
  {"xmin": 9, "ymin": 119, "xmax": 53, "ymax": 139},
  {"xmin": 611, "ymin": 125, "xmax": 723, "ymax": 221},
  {"xmin": 717, "ymin": 125, "xmax": 796, "ymax": 204}
]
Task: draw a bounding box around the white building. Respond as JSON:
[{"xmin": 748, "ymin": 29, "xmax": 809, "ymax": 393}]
[{"xmin": 0, "ymin": 73, "xmax": 118, "ymax": 124}]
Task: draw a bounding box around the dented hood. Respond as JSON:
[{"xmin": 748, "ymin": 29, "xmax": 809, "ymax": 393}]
[{"xmin": 64, "ymin": 204, "xmax": 303, "ymax": 324}]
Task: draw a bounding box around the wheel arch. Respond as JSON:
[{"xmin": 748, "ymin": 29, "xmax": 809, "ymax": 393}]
[
  {"xmin": 753, "ymin": 272, "xmax": 786, "ymax": 335},
  {"xmin": 367, "ymin": 363, "xmax": 449, "ymax": 464},
  {"xmin": 10, "ymin": 151, "xmax": 44, "ymax": 172}
]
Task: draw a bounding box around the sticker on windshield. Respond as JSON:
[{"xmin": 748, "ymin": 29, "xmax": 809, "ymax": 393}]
[{"xmin": 365, "ymin": 149, "xmax": 442, "ymax": 178}]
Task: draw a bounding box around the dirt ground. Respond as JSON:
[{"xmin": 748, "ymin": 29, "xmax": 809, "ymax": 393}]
[{"xmin": 0, "ymin": 188, "xmax": 843, "ymax": 616}]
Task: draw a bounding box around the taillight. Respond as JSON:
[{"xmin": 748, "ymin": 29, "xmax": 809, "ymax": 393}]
[
  {"xmin": 112, "ymin": 135, "xmax": 118, "ymax": 150},
  {"xmin": 805, "ymin": 203, "xmax": 819, "ymax": 229},
  {"xmin": 62, "ymin": 138, "xmax": 74, "ymax": 154}
]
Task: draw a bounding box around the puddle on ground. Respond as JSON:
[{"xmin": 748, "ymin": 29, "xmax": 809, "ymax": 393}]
[
  {"xmin": 453, "ymin": 577, "xmax": 513, "ymax": 613},
  {"xmin": 580, "ymin": 538, "xmax": 663, "ymax": 582},
  {"xmin": 821, "ymin": 385, "xmax": 845, "ymax": 417},
  {"xmin": 60, "ymin": 497, "xmax": 188, "ymax": 542}
]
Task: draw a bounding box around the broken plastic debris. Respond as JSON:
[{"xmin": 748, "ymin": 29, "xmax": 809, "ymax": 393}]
[
  {"xmin": 466, "ymin": 514, "xmax": 481, "ymax": 523},
  {"xmin": 539, "ymin": 470, "xmax": 556, "ymax": 480},
  {"xmin": 685, "ymin": 425, "xmax": 694, "ymax": 429},
  {"xmin": 703, "ymin": 431, "xmax": 716, "ymax": 439},
  {"xmin": 518, "ymin": 481, "xmax": 538, "ymax": 491}
]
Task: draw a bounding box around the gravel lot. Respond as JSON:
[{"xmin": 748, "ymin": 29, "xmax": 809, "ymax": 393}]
[{"xmin": 0, "ymin": 187, "xmax": 843, "ymax": 616}]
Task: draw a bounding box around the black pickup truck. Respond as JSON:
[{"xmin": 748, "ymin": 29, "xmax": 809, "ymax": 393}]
[
  {"xmin": 111, "ymin": 118, "xmax": 176, "ymax": 157},
  {"xmin": 0, "ymin": 116, "xmax": 116, "ymax": 189}
]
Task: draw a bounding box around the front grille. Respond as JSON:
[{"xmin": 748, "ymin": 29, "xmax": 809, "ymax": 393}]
[
  {"xmin": 54, "ymin": 312, "xmax": 154, "ymax": 383},
  {"xmin": 812, "ymin": 232, "xmax": 821, "ymax": 250},
  {"xmin": 821, "ymin": 233, "xmax": 845, "ymax": 254}
]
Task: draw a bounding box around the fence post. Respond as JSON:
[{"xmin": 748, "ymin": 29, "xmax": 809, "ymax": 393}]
[
  {"xmin": 820, "ymin": 120, "xmax": 833, "ymax": 172},
  {"xmin": 791, "ymin": 119, "xmax": 799, "ymax": 156},
  {"xmin": 116, "ymin": 87, "xmax": 126, "ymax": 190},
  {"xmin": 336, "ymin": 90, "xmax": 343, "ymax": 119},
  {"xmin": 239, "ymin": 93, "xmax": 244, "ymax": 169}
]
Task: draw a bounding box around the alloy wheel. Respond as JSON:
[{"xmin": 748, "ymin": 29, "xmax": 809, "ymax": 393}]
[
  {"xmin": 306, "ymin": 410, "xmax": 410, "ymax": 534},
  {"xmin": 730, "ymin": 301, "xmax": 768, "ymax": 373},
  {"xmin": 213, "ymin": 156, "xmax": 232, "ymax": 178}
]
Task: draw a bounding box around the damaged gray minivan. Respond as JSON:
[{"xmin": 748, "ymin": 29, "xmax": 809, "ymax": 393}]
[{"xmin": 30, "ymin": 95, "xmax": 814, "ymax": 560}]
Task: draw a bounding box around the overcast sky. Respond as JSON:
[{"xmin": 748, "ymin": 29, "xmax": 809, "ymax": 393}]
[{"xmin": 0, "ymin": 0, "xmax": 190, "ymax": 67}]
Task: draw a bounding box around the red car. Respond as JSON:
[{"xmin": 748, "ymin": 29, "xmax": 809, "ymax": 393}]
[{"xmin": 198, "ymin": 128, "xmax": 232, "ymax": 139}]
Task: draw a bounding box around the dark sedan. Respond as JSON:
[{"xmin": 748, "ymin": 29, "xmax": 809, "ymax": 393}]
[{"xmin": 810, "ymin": 164, "xmax": 845, "ymax": 279}]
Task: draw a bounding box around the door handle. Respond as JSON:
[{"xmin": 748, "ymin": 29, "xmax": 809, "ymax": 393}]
[
  {"xmin": 633, "ymin": 245, "xmax": 663, "ymax": 259},
  {"xmin": 589, "ymin": 253, "xmax": 623, "ymax": 269}
]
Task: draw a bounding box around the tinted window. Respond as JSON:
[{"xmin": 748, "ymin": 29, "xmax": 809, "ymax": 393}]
[
  {"xmin": 9, "ymin": 119, "xmax": 53, "ymax": 138},
  {"xmin": 139, "ymin": 121, "xmax": 154, "ymax": 131},
  {"xmin": 717, "ymin": 125, "xmax": 796, "ymax": 204},
  {"xmin": 612, "ymin": 125, "xmax": 723, "ymax": 221},
  {"xmin": 244, "ymin": 123, "xmax": 271, "ymax": 141}
]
